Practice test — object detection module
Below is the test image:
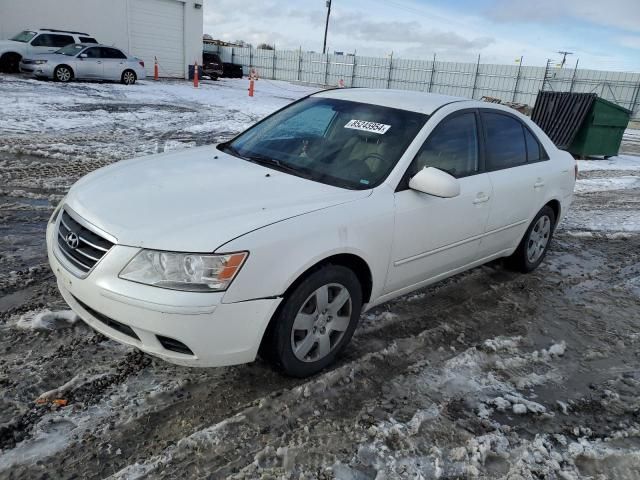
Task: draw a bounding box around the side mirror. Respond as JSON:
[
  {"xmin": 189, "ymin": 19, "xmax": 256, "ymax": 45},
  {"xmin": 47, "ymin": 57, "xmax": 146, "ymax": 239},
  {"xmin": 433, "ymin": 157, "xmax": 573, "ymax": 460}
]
[
  {"xmin": 79, "ymin": 53, "xmax": 87, "ymax": 59},
  {"xmin": 409, "ymin": 167, "xmax": 460, "ymax": 198}
]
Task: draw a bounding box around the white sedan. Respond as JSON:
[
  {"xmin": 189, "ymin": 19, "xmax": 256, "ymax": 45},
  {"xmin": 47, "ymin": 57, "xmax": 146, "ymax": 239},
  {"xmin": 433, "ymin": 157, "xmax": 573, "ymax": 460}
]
[
  {"xmin": 46, "ymin": 89, "xmax": 576, "ymax": 377},
  {"xmin": 20, "ymin": 43, "xmax": 145, "ymax": 84}
]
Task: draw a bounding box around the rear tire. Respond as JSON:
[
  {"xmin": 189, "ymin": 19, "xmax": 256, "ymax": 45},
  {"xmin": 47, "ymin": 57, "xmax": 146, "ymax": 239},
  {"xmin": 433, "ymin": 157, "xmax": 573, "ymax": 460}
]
[
  {"xmin": 263, "ymin": 265, "xmax": 362, "ymax": 377},
  {"xmin": 506, "ymin": 206, "xmax": 556, "ymax": 273},
  {"xmin": 0, "ymin": 52, "xmax": 21, "ymax": 73},
  {"xmin": 54, "ymin": 65, "xmax": 73, "ymax": 83},
  {"xmin": 121, "ymin": 70, "xmax": 136, "ymax": 85}
]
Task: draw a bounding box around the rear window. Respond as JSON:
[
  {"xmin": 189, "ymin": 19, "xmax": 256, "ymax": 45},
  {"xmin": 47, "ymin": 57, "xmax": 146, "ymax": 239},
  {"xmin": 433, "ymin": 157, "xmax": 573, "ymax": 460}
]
[
  {"xmin": 482, "ymin": 112, "xmax": 527, "ymax": 170},
  {"xmin": 79, "ymin": 37, "xmax": 98, "ymax": 43}
]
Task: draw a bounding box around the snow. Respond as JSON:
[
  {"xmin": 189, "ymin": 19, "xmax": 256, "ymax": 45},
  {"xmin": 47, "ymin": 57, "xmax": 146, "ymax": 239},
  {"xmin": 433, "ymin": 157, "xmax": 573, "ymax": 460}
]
[
  {"xmin": 575, "ymin": 175, "xmax": 640, "ymax": 193},
  {"xmin": 578, "ymin": 154, "xmax": 640, "ymax": 172},
  {"xmin": 15, "ymin": 309, "xmax": 78, "ymax": 330}
]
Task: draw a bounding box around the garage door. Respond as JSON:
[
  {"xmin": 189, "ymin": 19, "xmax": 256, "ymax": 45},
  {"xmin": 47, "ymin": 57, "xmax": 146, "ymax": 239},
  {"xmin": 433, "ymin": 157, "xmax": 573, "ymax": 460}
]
[{"xmin": 129, "ymin": 0, "xmax": 185, "ymax": 78}]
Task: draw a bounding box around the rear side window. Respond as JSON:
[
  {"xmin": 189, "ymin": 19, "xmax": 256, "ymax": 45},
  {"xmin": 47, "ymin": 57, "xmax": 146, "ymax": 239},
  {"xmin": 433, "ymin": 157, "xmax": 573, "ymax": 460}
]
[
  {"xmin": 79, "ymin": 37, "xmax": 98, "ymax": 43},
  {"xmin": 482, "ymin": 112, "xmax": 527, "ymax": 170},
  {"xmin": 524, "ymin": 127, "xmax": 541, "ymax": 162},
  {"xmin": 409, "ymin": 112, "xmax": 479, "ymax": 178},
  {"xmin": 32, "ymin": 34, "xmax": 74, "ymax": 47},
  {"xmin": 100, "ymin": 47, "xmax": 127, "ymax": 59}
]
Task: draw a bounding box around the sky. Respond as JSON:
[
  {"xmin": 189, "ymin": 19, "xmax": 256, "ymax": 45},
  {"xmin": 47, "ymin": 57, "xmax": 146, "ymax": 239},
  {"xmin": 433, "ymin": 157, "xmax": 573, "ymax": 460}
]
[{"xmin": 204, "ymin": 0, "xmax": 640, "ymax": 72}]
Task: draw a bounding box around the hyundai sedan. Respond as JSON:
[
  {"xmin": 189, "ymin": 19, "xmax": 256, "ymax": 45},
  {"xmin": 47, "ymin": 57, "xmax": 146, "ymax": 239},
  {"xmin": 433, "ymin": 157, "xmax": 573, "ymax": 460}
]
[
  {"xmin": 20, "ymin": 43, "xmax": 145, "ymax": 84},
  {"xmin": 46, "ymin": 89, "xmax": 576, "ymax": 377}
]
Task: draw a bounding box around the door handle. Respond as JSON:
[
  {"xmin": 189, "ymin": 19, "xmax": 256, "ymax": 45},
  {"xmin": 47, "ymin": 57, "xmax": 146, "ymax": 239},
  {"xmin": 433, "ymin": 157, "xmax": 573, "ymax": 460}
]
[
  {"xmin": 97, "ymin": 61, "xmax": 102, "ymax": 64},
  {"xmin": 473, "ymin": 193, "xmax": 490, "ymax": 204},
  {"xmin": 534, "ymin": 179, "xmax": 545, "ymax": 189}
]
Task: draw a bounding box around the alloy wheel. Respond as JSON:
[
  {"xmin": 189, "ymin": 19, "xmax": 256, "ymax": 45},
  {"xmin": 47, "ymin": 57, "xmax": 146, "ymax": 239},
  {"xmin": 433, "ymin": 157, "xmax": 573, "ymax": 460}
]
[
  {"xmin": 290, "ymin": 283, "xmax": 352, "ymax": 362},
  {"xmin": 123, "ymin": 71, "xmax": 136, "ymax": 85},
  {"xmin": 527, "ymin": 214, "xmax": 551, "ymax": 263},
  {"xmin": 56, "ymin": 67, "xmax": 71, "ymax": 82}
]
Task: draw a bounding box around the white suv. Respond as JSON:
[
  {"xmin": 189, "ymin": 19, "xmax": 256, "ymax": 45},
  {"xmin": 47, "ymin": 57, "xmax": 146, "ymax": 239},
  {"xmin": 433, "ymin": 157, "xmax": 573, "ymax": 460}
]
[
  {"xmin": 46, "ymin": 89, "xmax": 576, "ymax": 377},
  {"xmin": 0, "ymin": 29, "xmax": 98, "ymax": 73}
]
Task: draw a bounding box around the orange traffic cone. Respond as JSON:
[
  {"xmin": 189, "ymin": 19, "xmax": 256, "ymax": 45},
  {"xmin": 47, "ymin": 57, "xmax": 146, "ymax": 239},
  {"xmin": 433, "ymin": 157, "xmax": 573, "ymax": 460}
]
[
  {"xmin": 154, "ymin": 56, "xmax": 159, "ymax": 81},
  {"xmin": 194, "ymin": 61, "xmax": 199, "ymax": 88}
]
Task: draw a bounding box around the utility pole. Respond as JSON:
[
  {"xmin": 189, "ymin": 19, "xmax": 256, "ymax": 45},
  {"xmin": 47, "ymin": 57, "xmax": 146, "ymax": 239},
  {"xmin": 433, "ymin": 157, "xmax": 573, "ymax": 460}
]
[
  {"xmin": 322, "ymin": 0, "xmax": 332, "ymax": 54},
  {"xmin": 557, "ymin": 50, "xmax": 573, "ymax": 69}
]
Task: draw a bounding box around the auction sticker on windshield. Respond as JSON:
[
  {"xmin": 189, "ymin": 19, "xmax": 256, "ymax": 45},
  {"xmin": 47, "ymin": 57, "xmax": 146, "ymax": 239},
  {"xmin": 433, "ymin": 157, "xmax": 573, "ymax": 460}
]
[{"xmin": 344, "ymin": 119, "xmax": 391, "ymax": 134}]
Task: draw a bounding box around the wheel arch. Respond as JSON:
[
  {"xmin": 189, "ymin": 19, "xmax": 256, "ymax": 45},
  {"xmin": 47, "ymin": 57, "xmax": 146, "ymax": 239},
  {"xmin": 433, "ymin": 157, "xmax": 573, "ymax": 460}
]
[
  {"xmin": 544, "ymin": 199, "xmax": 561, "ymax": 227},
  {"xmin": 258, "ymin": 252, "xmax": 373, "ymax": 355}
]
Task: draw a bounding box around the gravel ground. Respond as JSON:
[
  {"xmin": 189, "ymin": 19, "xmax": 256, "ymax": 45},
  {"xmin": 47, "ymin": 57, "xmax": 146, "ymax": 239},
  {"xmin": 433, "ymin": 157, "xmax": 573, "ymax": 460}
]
[{"xmin": 1, "ymin": 74, "xmax": 639, "ymax": 479}]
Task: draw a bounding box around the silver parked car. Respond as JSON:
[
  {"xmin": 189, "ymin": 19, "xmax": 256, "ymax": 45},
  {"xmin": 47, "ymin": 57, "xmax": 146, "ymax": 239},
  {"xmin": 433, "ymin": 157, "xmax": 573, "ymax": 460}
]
[{"xmin": 20, "ymin": 43, "xmax": 146, "ymax": 84}]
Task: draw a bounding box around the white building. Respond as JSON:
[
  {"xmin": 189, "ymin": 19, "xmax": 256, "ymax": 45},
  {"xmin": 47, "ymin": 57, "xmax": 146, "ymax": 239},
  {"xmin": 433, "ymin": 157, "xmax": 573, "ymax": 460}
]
[{"xmin": 0, "ymin": 0, "xmax": 203, "ymax": 79}]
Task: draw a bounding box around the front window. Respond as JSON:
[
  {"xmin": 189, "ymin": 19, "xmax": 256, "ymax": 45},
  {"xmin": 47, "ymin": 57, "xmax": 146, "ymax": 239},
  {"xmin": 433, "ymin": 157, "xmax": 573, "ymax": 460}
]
[
  {"xmin": 56, "ymin": 44, "xmax": 86, "ymax": 56},
  {"xmin": 220, "ymin": 97, "xmax": 427, "ymax": 190},
  {"xmin": 10, "ymin": 30, "xmax": 37, "ymax": 43}
]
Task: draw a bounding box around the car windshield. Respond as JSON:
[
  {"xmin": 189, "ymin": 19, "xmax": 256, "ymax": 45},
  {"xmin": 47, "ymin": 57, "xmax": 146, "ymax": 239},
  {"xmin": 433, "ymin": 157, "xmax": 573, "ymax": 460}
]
[
  {"xmin": 220, "ymin": 97, "xmax": 428, "ymax": 190},
  {"xmin": 10, "ymin": 31, "xmax": 37, "ymax": 42},
  {"xmin": 56, "ymin": 44, "xmax": 86, "ymax": 56}
]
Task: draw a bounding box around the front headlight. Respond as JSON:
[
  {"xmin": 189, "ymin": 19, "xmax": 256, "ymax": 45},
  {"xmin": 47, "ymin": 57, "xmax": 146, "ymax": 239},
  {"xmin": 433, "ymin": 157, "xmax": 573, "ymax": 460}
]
[
  {"xmin": 34, "ymin": 60, "xmax": 48, "ymax": 65},
  {"xmin": 119, "ymin": 250, "xmax": 248, "ymax": 292}
]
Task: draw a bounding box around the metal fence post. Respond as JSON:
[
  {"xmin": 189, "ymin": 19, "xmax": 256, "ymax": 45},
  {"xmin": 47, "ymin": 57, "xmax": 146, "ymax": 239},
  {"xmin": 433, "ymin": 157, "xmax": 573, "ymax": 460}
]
[
  {"xmin": 231, "ymin": 47, "xmax": 234, "ymax": 65},
  {"xmin": 470, "ymin": 54, "xmax": 481, "ymax": 99},
  {"xmin": 630, "ymin": 80, "xmax": 640, "ymax": 119},
  {"xmin": 324, "ymin": 53, "xmax": 330, "ymax": 86},
  {"xmin": 386, "ymin": 52, "xmax": 393, "ymax": 89},
  {"xmin": 427, "ymin": 53, "xmax": 436, "ymax": 92},
  {"xmin": 249, "ymin": 46, "xmax": 253, "ymax": 71},
  {"xmin": 569, "ymin": 58, "xmax": 579, "ymax": 92},
  {"xmin": 350, "ymin": 55, "xmax": 357, "ymax": 87},
  {"xmin": 512, "ymin": 56, "xmax": 523, "ymax": 102},
  {"xmin": 297, "ymin": 46, "xmax": 302, "ymax": 82},
  {"xmin": 272, "ymin": 45, "xmax": 276, "ymax": 80}
]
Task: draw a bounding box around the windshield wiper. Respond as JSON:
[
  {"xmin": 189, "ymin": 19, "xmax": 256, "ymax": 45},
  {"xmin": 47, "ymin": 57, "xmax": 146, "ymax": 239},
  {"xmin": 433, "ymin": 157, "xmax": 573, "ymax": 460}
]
[{"xmin": 243, "ymin": 153, "xmax": 303, "ymax": 176}]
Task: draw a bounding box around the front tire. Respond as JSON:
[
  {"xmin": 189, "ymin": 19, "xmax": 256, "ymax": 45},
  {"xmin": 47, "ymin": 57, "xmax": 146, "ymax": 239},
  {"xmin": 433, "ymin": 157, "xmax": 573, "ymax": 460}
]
[
  {"xmin": 264, "ymin": 265, "xmax": 363, "ymax": 377},
  {"xmin": 54, "ymin": 65, "xmax": 73, "ymax": 83},
  {"xmin": 0, "ymin": 53, "xmax": 21, "ymax": 73},
  {"xmin": 507, "ymin": 206, "xmax": 556, "ymax": 273},
  {"xmin": 121, "ymin": 70, "xmax": 136, "ymax": 85}
]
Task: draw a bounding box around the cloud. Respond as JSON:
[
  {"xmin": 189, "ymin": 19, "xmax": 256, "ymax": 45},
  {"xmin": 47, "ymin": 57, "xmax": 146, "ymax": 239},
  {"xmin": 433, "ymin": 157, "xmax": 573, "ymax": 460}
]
[
  {"xmin": 485, "ymin": 0, "xmax": 640, "ymax": 33},
  {"xmin": 618, "ymin": 35, "xmax": 640, "ymax": 50}
]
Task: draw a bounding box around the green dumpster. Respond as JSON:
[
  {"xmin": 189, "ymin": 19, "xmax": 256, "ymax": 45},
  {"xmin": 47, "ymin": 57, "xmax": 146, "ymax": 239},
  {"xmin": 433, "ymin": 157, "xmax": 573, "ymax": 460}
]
[
  {"xmin": 569, "ymin": 97, "xmax": 631, "ymax": 158},
  {"xmin": 531, "ymin": 92, "xmax": 631, "ymax": 158}
]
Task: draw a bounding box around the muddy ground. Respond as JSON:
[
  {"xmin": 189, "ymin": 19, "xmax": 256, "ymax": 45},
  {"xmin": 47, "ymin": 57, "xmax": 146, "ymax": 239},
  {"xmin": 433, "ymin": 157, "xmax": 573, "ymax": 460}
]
[{"xmin": 0, "ymin": 75, "xmax": 639, "ymax": 479}]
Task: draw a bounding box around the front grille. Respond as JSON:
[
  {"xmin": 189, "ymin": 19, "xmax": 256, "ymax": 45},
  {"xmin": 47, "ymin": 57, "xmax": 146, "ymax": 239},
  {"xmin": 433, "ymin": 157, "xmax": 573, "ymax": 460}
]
[
  {"xmin": 57, "ymin": 209, "xmax": 113, "ymax": 274},
  {"xmin": 72, "ymin": 294, "xmax": 140, "ymax": 341}
]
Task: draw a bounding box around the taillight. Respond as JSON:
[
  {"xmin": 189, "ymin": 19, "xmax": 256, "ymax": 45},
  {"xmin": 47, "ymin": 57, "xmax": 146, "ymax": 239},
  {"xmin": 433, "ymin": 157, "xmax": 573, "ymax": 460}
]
[{"xmin": 139, "ymin": 60, "xmax": 145, "ymax": 68}]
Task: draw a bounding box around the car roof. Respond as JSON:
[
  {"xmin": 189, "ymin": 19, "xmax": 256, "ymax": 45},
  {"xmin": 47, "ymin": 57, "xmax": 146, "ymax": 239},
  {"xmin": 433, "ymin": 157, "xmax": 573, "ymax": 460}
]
[{"xmin": 313, "ymin": 88, "xmax": 472, "ymax": 115}]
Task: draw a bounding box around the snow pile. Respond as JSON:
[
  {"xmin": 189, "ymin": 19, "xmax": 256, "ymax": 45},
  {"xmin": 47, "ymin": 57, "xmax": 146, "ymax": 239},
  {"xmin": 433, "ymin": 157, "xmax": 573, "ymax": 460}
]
[
  {"xmin": 578, "ymin": 154, "xmax": 640, "ymax": 172},
  {"xmin": 15, "ymin": 309, "xmax": 79, "ymax": 331},
  {"xmin": 575, "ymin": 176, "xmax": 640, "ymax": 193}
]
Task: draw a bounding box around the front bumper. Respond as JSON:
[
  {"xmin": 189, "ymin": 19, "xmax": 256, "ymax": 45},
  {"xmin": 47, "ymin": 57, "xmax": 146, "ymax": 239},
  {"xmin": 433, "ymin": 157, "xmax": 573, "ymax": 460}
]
[
  {"xmin": 20, "ymin": 62, "xmax": 54, "ymax": 78},
  {"xmin": 46, "ymin": 219, "xmax": 281, "ymax": 367}
]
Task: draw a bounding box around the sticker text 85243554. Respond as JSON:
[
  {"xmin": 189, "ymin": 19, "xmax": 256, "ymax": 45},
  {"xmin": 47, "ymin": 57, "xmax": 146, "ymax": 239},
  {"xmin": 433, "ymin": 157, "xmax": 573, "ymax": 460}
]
[{"xmin": 344, "ymin": 119, "xmax": 391, "ymax": 134}]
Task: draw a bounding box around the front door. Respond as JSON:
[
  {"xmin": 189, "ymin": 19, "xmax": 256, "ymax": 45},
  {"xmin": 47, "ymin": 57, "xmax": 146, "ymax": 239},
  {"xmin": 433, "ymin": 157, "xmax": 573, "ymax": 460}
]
[
  {"xmin": 385, "ymin": 111, "xmax": 493, "ymax": 295},
  {"xmin": 74, "ymin": 47, "xmax": 103, "ymax": 79}
]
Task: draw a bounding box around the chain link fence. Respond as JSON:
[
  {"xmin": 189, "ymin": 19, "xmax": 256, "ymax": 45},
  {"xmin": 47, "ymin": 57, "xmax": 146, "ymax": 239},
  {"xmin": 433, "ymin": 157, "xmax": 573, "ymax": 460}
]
[{"xmin": 205, "ymin": 44, "xmax": 640, "ymax": 120}]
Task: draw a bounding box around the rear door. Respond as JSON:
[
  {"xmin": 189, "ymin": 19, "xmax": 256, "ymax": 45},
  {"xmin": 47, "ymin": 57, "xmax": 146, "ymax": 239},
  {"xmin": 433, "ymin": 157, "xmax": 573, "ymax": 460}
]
[
  {"xmin": 479, "ymin": 110, "xmax": 550, "ymax": 256},
  {"xmin": 385, "ymin": 110, "xmax": 493, "ymax": 295},
  {"xmin": 74, "ymin": 47, "xmax": 103, "ymax": 79},
  {"xmin": 100, "ymin": 47, "xmax": 128, "ymax": 80},
  {"xmin": 29, "ymin": 34, "xmax": 75, "ymax": 55}
]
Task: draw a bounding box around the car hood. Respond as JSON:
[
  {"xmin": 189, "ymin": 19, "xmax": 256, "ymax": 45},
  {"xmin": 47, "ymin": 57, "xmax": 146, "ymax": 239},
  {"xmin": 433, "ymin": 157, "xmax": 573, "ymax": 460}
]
[
  {"xmin": 65, "ymin": 145, "xmax": 370, "ymax": 252},
  {"xmin": 0, "ymin": 40, "xmax": 25, "ymax": 50}
]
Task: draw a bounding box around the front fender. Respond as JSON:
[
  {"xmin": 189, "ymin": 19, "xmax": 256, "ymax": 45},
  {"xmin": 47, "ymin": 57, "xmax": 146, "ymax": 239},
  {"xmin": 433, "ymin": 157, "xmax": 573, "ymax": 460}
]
[{"xmin": 218, "ymin": 188, "xmax": 395, "ymax": 305}]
